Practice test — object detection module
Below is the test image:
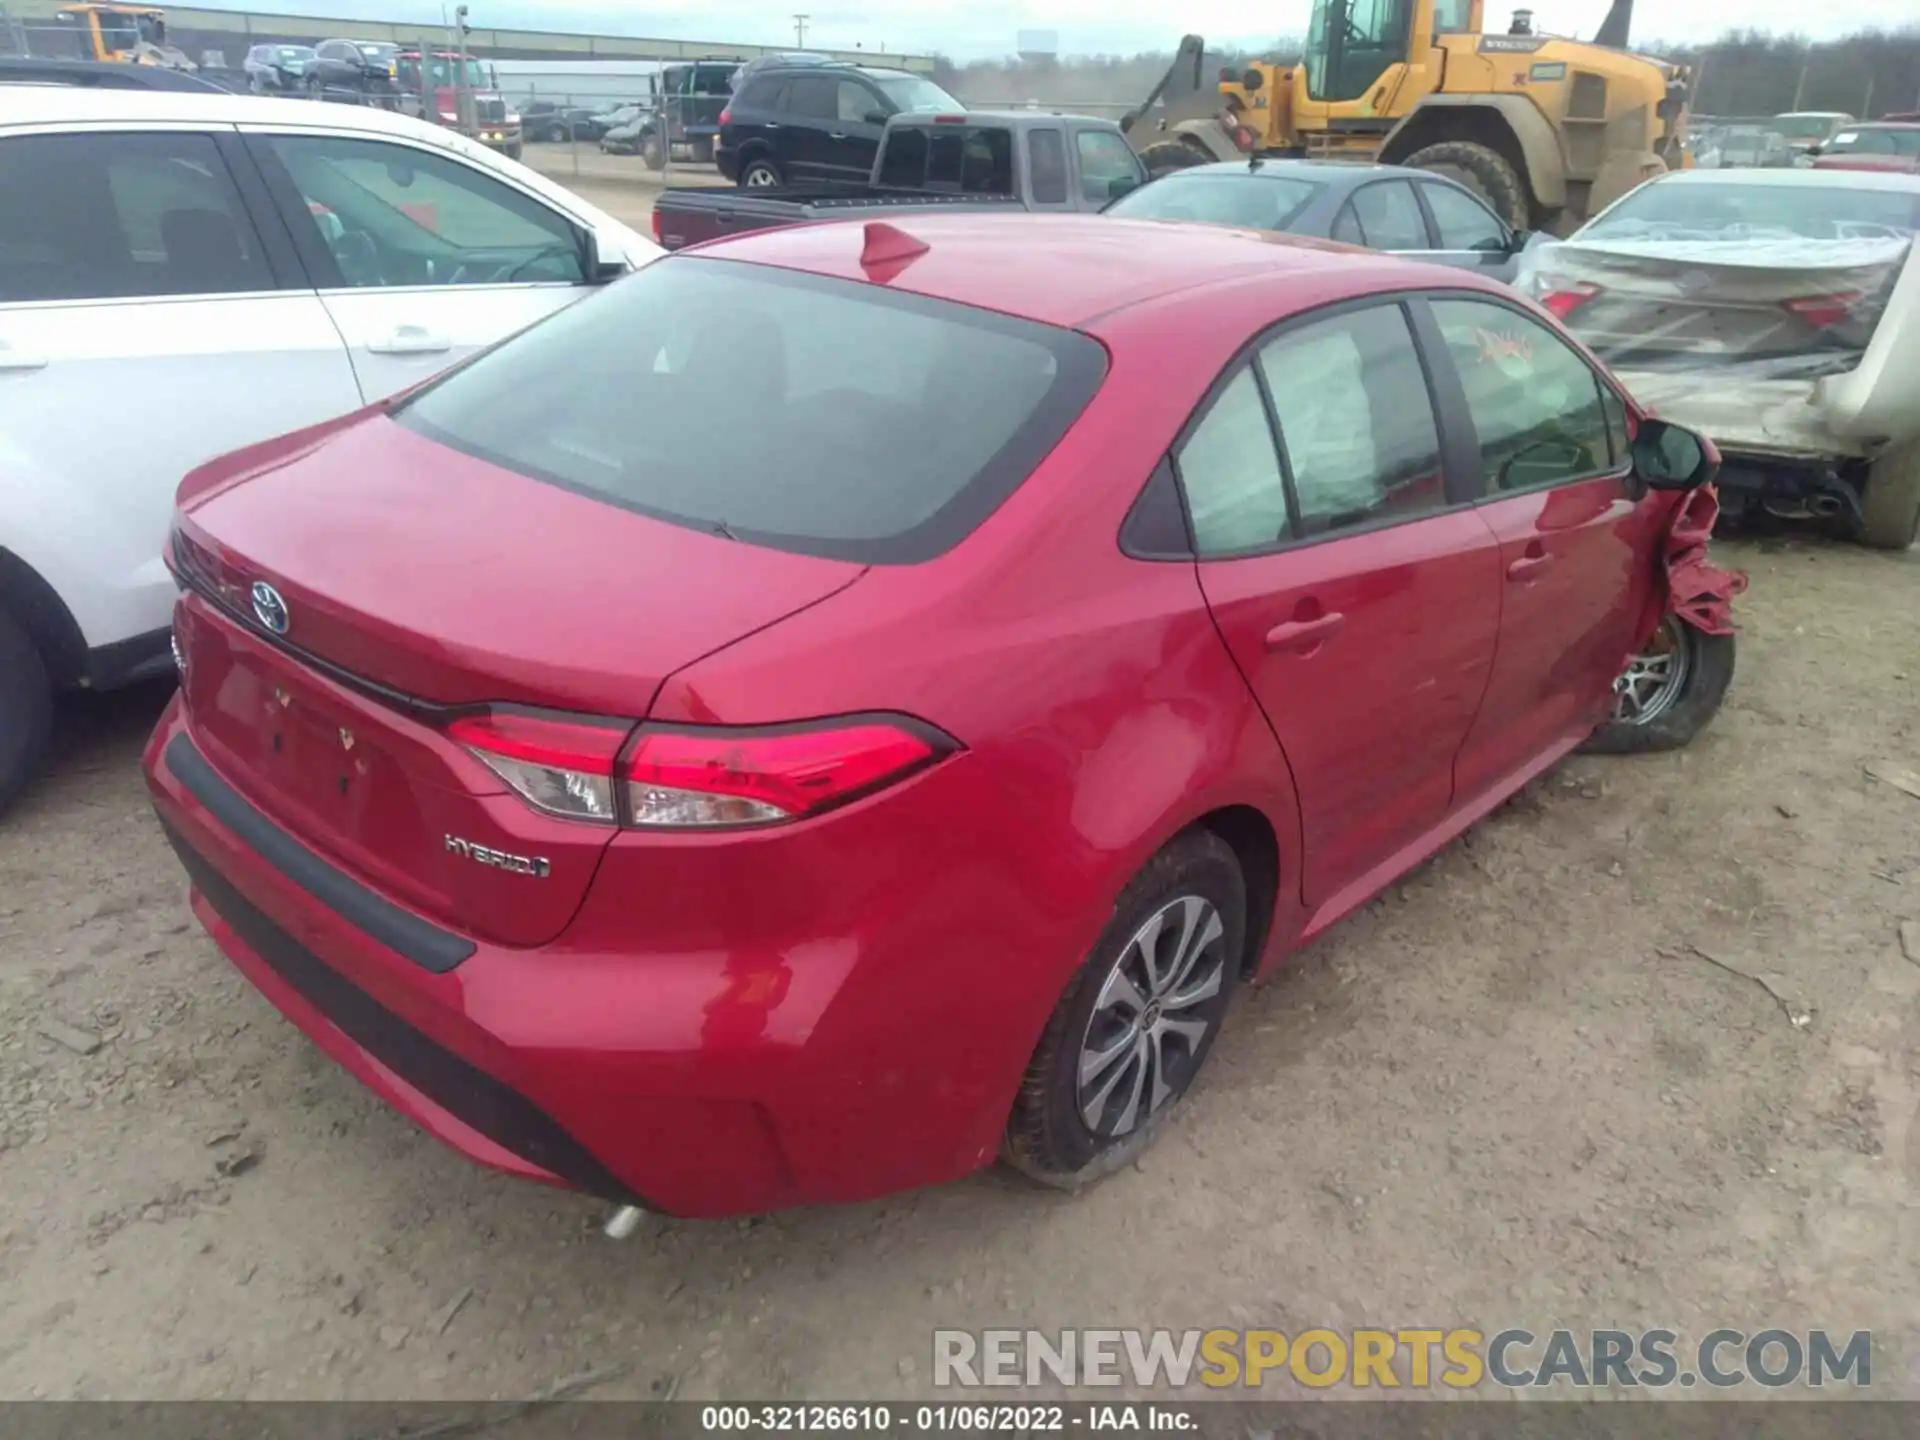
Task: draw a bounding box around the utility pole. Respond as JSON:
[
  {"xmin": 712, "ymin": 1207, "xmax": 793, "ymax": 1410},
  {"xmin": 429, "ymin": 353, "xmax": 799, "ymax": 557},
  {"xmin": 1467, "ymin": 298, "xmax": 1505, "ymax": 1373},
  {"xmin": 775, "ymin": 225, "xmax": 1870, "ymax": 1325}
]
[
  {"xmin": 454, "ymin": 3, "xmax": 474, "ymax": 136},
  {"xmin": 792, "ymin": 13, "xmax": 808, "ymax": 48}
]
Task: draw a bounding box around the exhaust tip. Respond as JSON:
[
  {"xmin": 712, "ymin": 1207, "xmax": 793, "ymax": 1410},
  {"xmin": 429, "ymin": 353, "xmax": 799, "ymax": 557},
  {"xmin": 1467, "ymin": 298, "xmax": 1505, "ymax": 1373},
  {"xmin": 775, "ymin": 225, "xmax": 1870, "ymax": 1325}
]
[{"xmin": 603, "ymin": 1203, "xmax": 647, "ymax": 1240}]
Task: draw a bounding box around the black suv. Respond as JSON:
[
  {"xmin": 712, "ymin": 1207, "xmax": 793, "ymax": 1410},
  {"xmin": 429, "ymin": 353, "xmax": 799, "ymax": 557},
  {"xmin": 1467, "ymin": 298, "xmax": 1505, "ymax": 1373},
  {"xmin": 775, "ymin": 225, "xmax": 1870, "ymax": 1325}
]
[{"xmin": 717, "ymin": 61, "xmax": 965, "ymax": 187}]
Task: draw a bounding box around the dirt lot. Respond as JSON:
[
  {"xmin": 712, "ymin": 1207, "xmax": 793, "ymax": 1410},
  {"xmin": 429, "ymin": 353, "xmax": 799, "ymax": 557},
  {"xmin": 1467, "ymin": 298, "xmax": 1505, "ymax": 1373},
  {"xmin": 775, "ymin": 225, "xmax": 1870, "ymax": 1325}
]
[
  {"xmin": 519, "ymin": 146, "xmax": 728, "ymax": 232},
  {"xmin": 1, "ymin": 534, "xmax": 1917, "ymax": 1401}
]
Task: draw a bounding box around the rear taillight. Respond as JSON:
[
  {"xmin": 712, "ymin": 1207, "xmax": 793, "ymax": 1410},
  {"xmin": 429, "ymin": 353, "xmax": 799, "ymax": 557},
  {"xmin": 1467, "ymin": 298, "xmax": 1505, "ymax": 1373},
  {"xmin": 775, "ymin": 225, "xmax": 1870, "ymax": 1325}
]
[
  {"xmin": 450, "ymin": 708, "xmax": 954, "ymax": 830},
  {"xmin": 651, "ymin": 208, "xmax": 663, "ymax": 242},
  {"xmin": 1540, "ymin": 282, "xmax": 1600, "ymax": 320},
  {"xmin": 718, "ymin": 106, "xmax": 732, "ymax": 125},
  {"xmin": 449, "ymin": 709, "xmax": 632, "ymax": 824},
  {"xmin": 1782, "ymin": 291, "xmax": 1864, "ymax": 329},
  {"xmin": 621, "ymin": 721, "xmax": 948, "ymax": 828}
]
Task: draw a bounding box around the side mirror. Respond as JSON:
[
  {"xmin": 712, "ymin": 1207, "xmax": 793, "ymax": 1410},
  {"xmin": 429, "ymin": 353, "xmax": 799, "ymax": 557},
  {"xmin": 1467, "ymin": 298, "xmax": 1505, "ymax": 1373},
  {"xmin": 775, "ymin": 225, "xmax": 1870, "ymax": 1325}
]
[
  {"xmin": 1506, "ymin": 227, "xmax": 1531, "ymax": 253},
  {"xmin": 1804, "ymin": 143, "xmax": 1822, "ymax": 156},
  {"xmin": 581, "ymin": 230, "xmax": 626, "ymax": 285},
  {"xmin": 864, "ymin": 110, "xmax": 890, "ymax": 126},
  {"xmin": 1632, "ymin": 419, "xmax": 1718, "ymax": 490}
]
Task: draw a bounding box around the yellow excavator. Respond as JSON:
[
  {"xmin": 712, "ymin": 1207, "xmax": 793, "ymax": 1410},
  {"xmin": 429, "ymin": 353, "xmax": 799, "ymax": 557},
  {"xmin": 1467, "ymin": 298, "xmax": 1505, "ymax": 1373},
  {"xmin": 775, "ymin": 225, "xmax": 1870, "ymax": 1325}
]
[
  {"xmin": 52, "ymin": 3, "xmax": 195, "ymax": 68},
  {"xmin": 1122, "ymin": 0, "xmax": 1690, "ymax": 232}
]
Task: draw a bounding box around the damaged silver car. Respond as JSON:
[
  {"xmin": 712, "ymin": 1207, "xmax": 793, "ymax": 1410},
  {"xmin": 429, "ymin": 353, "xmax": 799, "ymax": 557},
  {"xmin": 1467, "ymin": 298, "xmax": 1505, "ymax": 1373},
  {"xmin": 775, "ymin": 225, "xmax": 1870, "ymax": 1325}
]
[{"xmin": 1517, "ymin": 168, "xmax": 1920, "ymax": 549}]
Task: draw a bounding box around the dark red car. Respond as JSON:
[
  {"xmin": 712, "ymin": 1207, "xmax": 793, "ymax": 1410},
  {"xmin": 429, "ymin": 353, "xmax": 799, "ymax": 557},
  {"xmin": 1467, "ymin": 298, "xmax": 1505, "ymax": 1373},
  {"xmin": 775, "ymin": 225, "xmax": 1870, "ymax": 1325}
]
[
  {"xmin": 145, "ymin": 215, "xmax": 1732, "ymax": 1219},
  {"xmin": 1810, "ymin": 122, "xmax": 1920, "ymax": 174}
]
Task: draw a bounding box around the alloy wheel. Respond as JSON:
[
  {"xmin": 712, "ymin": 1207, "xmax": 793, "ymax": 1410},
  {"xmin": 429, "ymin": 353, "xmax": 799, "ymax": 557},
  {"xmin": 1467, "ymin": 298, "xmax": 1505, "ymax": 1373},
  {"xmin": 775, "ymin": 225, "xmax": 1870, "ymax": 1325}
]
[
  {"xmin": 745, "ymin": 165, "xmax": 779, "ymax": 188},
  {"xmin": 1076, "ymin": 894, "xmax": 1226, "ymax": 1138},
  {"xmin": 1612, "ymin": 616, "xmax": 1694, "ymax": 725}
]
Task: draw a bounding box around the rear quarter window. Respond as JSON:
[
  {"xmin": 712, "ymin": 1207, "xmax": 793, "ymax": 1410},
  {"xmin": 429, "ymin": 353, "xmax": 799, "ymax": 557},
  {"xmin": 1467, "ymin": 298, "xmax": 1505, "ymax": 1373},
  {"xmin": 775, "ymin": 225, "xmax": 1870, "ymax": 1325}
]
[{"xmin": 395, "ymin": 259, "xmax": 1108, "ymax": 563}]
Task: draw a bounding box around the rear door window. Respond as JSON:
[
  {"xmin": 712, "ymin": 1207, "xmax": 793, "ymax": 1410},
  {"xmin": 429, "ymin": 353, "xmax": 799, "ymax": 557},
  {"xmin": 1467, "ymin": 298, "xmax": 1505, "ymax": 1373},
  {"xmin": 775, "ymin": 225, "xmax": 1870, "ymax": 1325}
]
[
  {"xmin": 395, "ymin": 259, "xmax": 1108, "ymax": 563},
  {"xmin": 1028, "ymin": 128, "xmax": 1068, "ymax": 205},
  {"xmin": 0, "ymin": 130, "xmax": 275, "ymax": 303},
  {"xmin": 1258, "ymin": 304, "xmax": 1446, "ymax": 535},
  {"xmin": 1349, "ymin": 179, "xmax": 1429, "ymax": 250}
]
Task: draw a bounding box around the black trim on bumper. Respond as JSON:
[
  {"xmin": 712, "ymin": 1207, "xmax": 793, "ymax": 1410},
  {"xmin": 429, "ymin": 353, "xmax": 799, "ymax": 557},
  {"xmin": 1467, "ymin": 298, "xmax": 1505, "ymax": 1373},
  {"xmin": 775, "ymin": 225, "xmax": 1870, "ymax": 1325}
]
[
  {"xmin": 163, "ymin": 733, "xmax": 474, "ymax": 974},
  {"xmin": 86, "ymin": 625, "xmax": 175, "ymax": 690},
  {"xmin": 159, "ymin": 817, "xmax": 641, "ymax": 1206}
]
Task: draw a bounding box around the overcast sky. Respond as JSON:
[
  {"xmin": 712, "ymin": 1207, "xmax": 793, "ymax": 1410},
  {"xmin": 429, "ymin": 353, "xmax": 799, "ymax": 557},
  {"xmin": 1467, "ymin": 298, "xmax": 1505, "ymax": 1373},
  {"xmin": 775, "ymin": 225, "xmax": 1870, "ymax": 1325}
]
[{"xmin": 243, "ymin": 0, "xmax": 1919, "ymax": 58}]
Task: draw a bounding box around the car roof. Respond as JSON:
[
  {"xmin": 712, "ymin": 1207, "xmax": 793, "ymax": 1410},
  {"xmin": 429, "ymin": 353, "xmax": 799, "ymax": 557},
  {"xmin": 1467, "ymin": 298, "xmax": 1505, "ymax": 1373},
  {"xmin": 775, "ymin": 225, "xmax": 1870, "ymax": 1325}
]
[
  {"xmin": 696, "ymin": 211, "xmax": 1477, "ymax": 329},
  {"xmin": 0, "ymin": 84, "xmax": 437, "ymax": 140},
  {"xmin": 1850, "ymin": 121, "xmax": 1920, "ymax": 130},
  {"xmin": 1645, "ymin": 166, "xmax": 1920, "ymax": 192},
  {"xmin": 0, "ymin": 56, "xmax": 228, "ymax": 92},
  {"xmin": 1159, "ymin": 157, "xmax": 1461, "ymax": 187}
]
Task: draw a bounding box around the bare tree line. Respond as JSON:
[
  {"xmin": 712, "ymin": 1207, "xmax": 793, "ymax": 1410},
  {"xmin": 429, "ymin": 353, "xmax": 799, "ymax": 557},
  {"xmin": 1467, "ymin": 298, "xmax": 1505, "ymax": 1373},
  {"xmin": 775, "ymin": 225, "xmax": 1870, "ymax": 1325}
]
[{"xmin": 935, "ymin": 26, "xmax": 1920, "ymax": 120}]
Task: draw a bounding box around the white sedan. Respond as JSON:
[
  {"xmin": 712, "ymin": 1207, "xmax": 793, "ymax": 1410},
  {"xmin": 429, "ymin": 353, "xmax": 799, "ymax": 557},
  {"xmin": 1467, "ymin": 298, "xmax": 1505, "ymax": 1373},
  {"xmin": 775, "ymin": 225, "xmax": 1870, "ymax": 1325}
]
[
  {"xmin": 0, "ymin": 86, "xmax": 663, "ymax": 814},
  {"xmin": 1516, "ymin": 167, "xmax": 1920, "ymax": 550}
]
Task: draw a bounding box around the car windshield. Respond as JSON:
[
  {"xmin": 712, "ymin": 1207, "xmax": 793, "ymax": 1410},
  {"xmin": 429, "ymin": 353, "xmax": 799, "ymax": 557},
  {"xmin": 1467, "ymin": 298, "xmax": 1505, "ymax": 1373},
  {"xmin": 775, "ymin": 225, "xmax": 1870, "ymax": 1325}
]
[
  {"xmin": 1826, "ymin": 127, "xmax": 1920, "ymax": 157},
  {"xmin": 1106, "ymin": 172, "xmax": 1322, "ymax": 230},
  {"xmin": 875, "ymin": 74, "xmax": 962, "ymax": 113},
  {"xmin": 1582, "ymin": 179, "xmax": 1920, "ymax": 241},
  {"xmin": 395, "ymin": 259, "xmax": 1106, "ymax": 563}
]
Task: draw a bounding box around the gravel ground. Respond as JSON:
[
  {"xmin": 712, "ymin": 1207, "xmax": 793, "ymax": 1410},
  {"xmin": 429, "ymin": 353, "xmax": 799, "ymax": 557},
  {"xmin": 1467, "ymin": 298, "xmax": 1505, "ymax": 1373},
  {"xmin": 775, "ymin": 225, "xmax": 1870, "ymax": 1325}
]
[{"xmin": 1, "ymin": 533, "xmax": 1916, "ymax": 1401}]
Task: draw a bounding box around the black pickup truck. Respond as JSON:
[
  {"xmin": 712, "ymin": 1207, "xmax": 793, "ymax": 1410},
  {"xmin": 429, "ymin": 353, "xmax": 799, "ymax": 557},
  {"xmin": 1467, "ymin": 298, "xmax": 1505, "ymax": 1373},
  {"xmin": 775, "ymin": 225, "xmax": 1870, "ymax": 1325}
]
[{"xmin": 650, "ymin": 112, "xmax": 1149, "ymax": 250}]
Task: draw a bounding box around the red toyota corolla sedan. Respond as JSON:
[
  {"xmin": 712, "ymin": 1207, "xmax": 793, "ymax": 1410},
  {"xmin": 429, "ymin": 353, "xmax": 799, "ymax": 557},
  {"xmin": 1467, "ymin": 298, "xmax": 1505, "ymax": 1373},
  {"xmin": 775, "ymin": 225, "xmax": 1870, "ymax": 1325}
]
[{"xmin": 145, "ymin": 214, "xmax": 1733, "ymax": 1219}]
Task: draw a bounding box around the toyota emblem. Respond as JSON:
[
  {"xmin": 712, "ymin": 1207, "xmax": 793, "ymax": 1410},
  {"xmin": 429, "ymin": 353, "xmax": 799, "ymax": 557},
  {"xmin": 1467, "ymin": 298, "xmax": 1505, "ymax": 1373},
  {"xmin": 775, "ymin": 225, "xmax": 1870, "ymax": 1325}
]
[{"xmin": 250, "ymin": 581, "xmax": 290, "ymax": 636}]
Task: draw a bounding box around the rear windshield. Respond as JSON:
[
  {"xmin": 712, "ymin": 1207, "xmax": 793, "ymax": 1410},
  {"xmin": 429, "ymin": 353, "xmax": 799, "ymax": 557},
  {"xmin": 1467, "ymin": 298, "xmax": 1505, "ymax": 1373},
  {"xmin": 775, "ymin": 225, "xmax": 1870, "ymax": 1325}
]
[
  {"xmin": 1583, "ymin": 179, "xmax": 1920, "ymax": 241},
  {"xmin": 1106, "ymin": 172, "xmax": 1321, "ymax": 230},
  {"xmin": 395, "ymin": 258, "xmax": 1107, "ymax": 563}
]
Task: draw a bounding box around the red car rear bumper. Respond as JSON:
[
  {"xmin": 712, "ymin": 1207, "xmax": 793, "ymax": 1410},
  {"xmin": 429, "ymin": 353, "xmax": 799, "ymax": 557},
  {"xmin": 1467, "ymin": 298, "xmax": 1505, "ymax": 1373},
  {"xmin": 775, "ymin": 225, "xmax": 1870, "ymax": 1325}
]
[{"xmin": 143, "ymin": 694, "xmax": 1057, "ymax": 1217}]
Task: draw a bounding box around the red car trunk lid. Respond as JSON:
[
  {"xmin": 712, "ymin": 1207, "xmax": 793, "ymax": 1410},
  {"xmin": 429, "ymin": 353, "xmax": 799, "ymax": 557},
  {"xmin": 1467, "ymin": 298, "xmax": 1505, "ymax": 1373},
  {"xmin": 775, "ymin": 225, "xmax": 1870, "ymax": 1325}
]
[{"xmin": 172, "ymin": 415, "xmax": 865, "ymax": 948}]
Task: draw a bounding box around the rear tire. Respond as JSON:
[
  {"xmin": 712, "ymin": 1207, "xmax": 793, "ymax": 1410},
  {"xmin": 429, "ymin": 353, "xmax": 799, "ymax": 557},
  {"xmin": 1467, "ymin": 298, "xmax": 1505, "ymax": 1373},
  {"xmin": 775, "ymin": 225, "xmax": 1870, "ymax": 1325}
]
[
  {"xmin": 739, "ymin": 156, "xmax": 782, "ymax": 188},
  {"xmin": 641, "ymin": 132, "xmax": 665, "ymax": 170},
  {"xmin": 1404, "ymin": 140, "xmax": 1528, "ymax": 230},
  {"xmin": 1582, "ymin": 616, "xmax": 1735, "ymax": 755},
  {"xmin": 1859, "ymin": 442, "xmax": 1920, "ymax": 551},
  {"xmin": 1004, "ymin": 830, "xmax": 1245, "ymax": 1190},
  {"xmin": 1137, "ymin": 139, "xmax": 1210, "ymax": 179},
  {"xmin": 0, "ymin": 608, "xmax": 53, "ymax": 819}
]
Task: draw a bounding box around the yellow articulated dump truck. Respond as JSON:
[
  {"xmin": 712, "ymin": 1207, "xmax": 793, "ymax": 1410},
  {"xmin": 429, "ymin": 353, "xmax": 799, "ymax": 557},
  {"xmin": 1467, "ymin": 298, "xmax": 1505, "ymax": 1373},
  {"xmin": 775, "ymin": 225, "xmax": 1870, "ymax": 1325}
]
[{"xmin": 1122, "ymin": 0, "xmax": 1691, "ymax": 233}]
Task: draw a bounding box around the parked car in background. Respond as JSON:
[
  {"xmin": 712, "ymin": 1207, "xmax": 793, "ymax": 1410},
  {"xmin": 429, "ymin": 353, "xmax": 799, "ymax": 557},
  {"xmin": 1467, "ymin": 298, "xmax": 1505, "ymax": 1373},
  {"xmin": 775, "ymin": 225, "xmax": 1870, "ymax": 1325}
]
[
  {"xmin": 522, "ymin": 100, "xmax": 603, "ymax": 143},
  {"xmin": 1770, "ymin": 110, "xmax": 1855, "ymax": 160},
  {"xmin": 0, "ymin": 86, "xmax": 663, "ymax": 815},
  {"xmin": 597, "ymin": 105, "xmax": 650, "ymax": 156},
  {"xmin": 1810, "ymin": 122, "xmax": 1920, "ymax": 175},
  {"xmin": 1105, "ymin": 159, "xmax": 1531, "ymax": 281},
  {"xmin": 1716, "ymin": 126, "xmax": 1794, "ymax": 169},
  {"xmin": 655, "ymin": 111, "xmax": 1145, "ymax": 249},
  {"xmin": 717, "ymin": 59, "xmax": 964, "ymax": 186},
  {"xmin": 243, "ymin": 44, "xmax": 316, "ymax": 93},
  {"xmin": 307, "ymin": 38, "xmax": 402, "ymax": 104},
  {"xmin": 1519, "ymin": 168, "xmax": 1920, "ymax": 549},
  {"xmin": 145, "ymin": 210, "xmax": 1730, "ymax": 1218}
]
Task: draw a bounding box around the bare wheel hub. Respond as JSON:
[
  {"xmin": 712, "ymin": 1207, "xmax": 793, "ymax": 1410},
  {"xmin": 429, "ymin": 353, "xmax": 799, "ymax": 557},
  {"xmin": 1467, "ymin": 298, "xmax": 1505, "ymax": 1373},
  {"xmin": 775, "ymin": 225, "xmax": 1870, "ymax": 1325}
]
[{"xmin": 1612, "ymin": 616, "xmax": 1693, "ymax": 726}]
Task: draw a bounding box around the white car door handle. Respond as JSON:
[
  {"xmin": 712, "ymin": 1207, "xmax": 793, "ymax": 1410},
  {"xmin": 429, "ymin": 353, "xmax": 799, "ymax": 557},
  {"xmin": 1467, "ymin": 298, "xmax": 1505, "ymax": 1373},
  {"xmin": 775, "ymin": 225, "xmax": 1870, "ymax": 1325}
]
[
  {"xmin": 0, "ymin": 345, "xmax": 47, "ymax": 372},
  {"xmin": 367, "ymin": 326, "xmax": 452, "ymax": 356}
]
